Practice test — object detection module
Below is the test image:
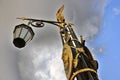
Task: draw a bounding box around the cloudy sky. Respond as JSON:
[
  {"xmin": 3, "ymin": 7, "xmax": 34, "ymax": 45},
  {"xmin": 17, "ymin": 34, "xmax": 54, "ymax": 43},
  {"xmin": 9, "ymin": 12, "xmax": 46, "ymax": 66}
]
[{"xmin": 0, "ymin": 0, "xmax": 120, "ymax": 80}]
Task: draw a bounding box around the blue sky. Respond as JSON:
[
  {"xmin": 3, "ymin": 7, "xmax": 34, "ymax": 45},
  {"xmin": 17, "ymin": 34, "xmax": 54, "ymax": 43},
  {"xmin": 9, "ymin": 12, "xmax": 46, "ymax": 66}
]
[{"xmin": 90, "ymin": 0, "xmax": 120, "ymax": 79}]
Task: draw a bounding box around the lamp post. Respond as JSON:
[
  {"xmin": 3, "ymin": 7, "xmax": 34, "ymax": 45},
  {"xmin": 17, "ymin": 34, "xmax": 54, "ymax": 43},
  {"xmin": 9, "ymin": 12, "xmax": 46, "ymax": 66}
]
[{"xmin": 13, "ymin": 5, "xmax": 99, "ymax": 80}]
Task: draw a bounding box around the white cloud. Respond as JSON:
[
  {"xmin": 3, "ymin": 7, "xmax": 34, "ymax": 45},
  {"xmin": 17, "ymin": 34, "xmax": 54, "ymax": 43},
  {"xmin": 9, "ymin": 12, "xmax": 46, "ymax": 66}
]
[
  {"xmin": 113, "ymin": 8, "xmax": 120, "ymax": 15},
  {"xmin": 18, "ymin": 44, "xmax": 67, "ymax": 80},
  {"xmin": 64, "ymin": 0, "xmax": 106, "ymax": 42},
  {"xmin": 91, "ymin": 46, "xmax": 105, "ymax": 54}
]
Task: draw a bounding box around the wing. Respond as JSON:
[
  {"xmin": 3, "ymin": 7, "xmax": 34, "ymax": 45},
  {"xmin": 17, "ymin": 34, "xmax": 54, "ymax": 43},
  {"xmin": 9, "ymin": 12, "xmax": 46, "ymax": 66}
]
[{"xmin": 56, "ymin": 5, "xmax": 65, "ymax": 22}]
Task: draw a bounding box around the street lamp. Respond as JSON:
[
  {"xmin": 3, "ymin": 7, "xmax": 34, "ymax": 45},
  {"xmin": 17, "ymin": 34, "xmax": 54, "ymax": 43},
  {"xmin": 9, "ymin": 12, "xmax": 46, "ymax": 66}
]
[
  {"xmin": 13, "ymin": 24, "xmax": 34, "ymax": 48},
  {"xmin": 13, "ymin": 5, "xmax": 99, "ymax": 80},
  {"xmin": 13, "ymin": 17, "xmax": 61, "ymax": 48}
]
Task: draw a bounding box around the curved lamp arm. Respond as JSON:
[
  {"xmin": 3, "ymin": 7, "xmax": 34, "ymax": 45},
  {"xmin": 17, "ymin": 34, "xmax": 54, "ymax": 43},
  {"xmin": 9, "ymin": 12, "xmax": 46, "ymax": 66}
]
[{"xmin": 17, "ymin": 17, "xmax": 63, "ymax": 28}]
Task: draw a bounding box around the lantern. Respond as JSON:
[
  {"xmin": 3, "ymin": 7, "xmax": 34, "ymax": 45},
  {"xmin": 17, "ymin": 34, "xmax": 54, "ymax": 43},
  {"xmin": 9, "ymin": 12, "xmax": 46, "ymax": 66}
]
[{"xmin": 13, "ymin": 24, "xmax": 34, "ymax": 48}]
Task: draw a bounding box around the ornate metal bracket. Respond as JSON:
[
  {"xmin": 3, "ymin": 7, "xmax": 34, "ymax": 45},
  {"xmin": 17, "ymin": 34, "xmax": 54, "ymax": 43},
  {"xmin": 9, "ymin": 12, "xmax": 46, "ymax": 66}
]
[{"xmin": 17, "ymin": 17, "xmax": 63, "ymax": 28}]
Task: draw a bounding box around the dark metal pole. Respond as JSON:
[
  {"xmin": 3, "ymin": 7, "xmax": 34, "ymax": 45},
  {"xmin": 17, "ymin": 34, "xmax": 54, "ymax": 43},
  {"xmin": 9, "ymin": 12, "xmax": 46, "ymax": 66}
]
[
  {"xmin": 59, "ymin": 23, "xmax": 99, "ymax": 80},
  {"xmin": 56, "ymin": 5, "xmax": 99, "ymax": 80}
]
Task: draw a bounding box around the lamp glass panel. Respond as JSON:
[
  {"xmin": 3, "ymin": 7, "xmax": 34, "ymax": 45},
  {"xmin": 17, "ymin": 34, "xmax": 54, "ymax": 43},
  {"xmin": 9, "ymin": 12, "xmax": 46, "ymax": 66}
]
[
  {"xmin": 20, "ymin": 28, "xmax": 28, "ymax": 39},
  {"xmin": 24, "ymin": 32, "xmax": 32, "ymax": 42},
  {"xmin": 14, "ymin": 27, "xmax": 22, "ymax": 38}
]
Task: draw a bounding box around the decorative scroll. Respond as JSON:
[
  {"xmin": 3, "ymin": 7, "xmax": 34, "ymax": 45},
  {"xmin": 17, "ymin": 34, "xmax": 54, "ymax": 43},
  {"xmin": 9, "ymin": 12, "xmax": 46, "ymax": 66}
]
[{"xmin": 62, "ymin": 43, "xmax": 73, "ymax": 80}]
